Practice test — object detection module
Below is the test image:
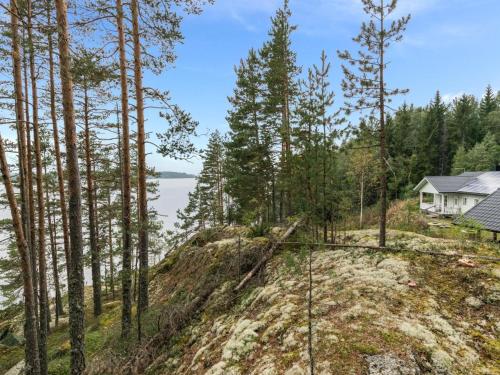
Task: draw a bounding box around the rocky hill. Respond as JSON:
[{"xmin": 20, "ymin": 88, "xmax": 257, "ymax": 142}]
[
  {"xmin": 88, "ymin": 227, "xmax": 499, "ymax": 375},
  {"xmin": 1, "ymin": 226, "xmax": 499, "ymax": 374}
]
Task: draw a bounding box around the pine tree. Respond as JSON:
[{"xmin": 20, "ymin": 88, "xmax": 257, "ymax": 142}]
[
  {"xmin": 449, "ymin": 94, "xmax": 481, "ymax": 151},
  {"xmin": 261, "ymin": 0, "xmax": 300, "ymax": 220},
  {"xmin": 8, "ymin": 1, "xmax": 41, "ymax": 372},
  {"xmin": 225, "ymin": 49, "xmax": 273, "ymax": 224},
  {"xmin": 293, "ymin": 52, "xmax": 339, "ymax": 239},
  {"xmin": 199, "ymin": 131, "xmax": 226, "ymax": 226},
  {"xmin": 130, "ymin": 0, "xmax": 149, "ymax": 325},
  {"xmin": 115, "ymin": 0, "xmax": 133, "ymax": 338},
  {"xmin": 424, "ymin": 92, "xmax": 449, "ymax": 175},
  {"xmin": 72, "ymin": 50, "xmax": 112, "ymax": 318},
  {"xmin": 479, "ymin": 85, "xmax": 498, "ymax": 121},
  {"xmin": 26, "ymin": 2, "xmax": 50, "ymax": 369},
  {"xmin": 338, "ymin": 0, "xmax": 410, "ymax": 247},
  {"xmin": 54, "ymin": 0, "xmax": 86, "ymax": 371},
  {"xmin": 46, "ymin": 0, "xmax": 71, "ymax": 277},
  {"xmin": 479, "ymin": 85, "xmax": 500, "ymax": 143}
]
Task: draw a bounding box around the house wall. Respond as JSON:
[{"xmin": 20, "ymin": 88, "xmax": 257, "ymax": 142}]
[
  {"xmin": 419, "ymin": 181, "xmax": 438, "ymax": 195},
  {"xmin": 443, "ymin": 193, "xmax": 485, "ymax": 214},
  {"xmin": 417, "ymin": 180, "xmax": 486, "ymax": 214}
]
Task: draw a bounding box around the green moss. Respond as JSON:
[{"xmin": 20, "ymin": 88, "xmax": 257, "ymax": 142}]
[
  {"xmin": 484, "ymin": 339, "xmax": 500, "ymax": 359},
  {"xmin": 48, "ymin": 356, "xmax": 71, "ymax": 375},
  {"xmin": 352, "ymin": 342, "xmax": 380, "ymax": 355},
  {"xmin": 0, "ymin": 345, "xmax": 23, "ymax": 373}
]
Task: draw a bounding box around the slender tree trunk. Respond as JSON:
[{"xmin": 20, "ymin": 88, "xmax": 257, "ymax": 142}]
[
  {"xmin": 83, "ymin": 82, "xmax": 102, "ymax": 317},
  {"xmin": 23, "ymin": 30, "xmax": 39, "ymax": 325},
  {"xmin": 378, "ymin": 3, "xmax": 387, "ymax": 248},
  {"xmin": 308, "ymin": 245, "xmax": 314, "ymax": 375},
  {"xmin": 0, "ymin": 138, "xmax": 41, "ymax": 375},
  {"xmin": 107, "ymin": 188, "xmax": 115, "ymax": 299},
  {"xmin": 45, "ymin": 174, "xmax": 63, "ymax": 324},
  {"xmin": 131, "ymin": 0, "xmax": 149, "ymax": 325},
  {"xmin": 26, "ymin": 1, "xmax": 49, "ymax": 371},
  {"xmin": 360, "ymin": 172, "xmax": 364, "ymax": 229},
  {"xmin": 116, "ymin": 0, "xmax": 133, "ymax": 338},
  {"xmin": 54, "ymin": 0, "xmax": 86, "ymax": 372},
  {"xmin": 8, "ymin": 3, "xmax": 40, "ymax": 372},
  {"xmin": 47, "ymin": 1, "xmax": 71, "ymax": 275}
]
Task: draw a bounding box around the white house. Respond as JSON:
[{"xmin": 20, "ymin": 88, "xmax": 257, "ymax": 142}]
[{"xmin": 414, "ymin": 171, "xmax": 500, "ymax": 216}]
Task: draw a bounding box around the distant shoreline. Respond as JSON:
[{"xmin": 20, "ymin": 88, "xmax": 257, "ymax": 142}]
[{"xmin": 155, "ymin": 171, "xmax": 197, "ymax": 179}]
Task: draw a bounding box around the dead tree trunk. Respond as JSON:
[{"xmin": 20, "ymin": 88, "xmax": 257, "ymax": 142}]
[
  {"xmin": 54, "ymin": 0, "xmax": 86, "ymax": 372},
  {"xmin": 116, "ymin": 0, "xmax": 133, "ymax": 338},
  {"xmin": 234, "ymin": 219, "xmax": 302, "ymax": 292}
]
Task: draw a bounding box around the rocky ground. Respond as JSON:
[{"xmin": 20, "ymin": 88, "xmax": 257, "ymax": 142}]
[
  {"xmin": 132, "ymin": 228, "xmax": 499, "ymax": 375},
  {"xmin": 2, "ymin": 227, "xmax": 499, "ymax": 375}
]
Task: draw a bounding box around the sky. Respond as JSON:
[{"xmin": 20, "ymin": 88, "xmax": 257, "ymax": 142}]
[{"xmin": 144, "ymin": 0, "xmax": 500, "ymax": 174}]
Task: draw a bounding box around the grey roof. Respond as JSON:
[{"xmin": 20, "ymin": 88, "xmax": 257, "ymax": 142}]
[
  {"xmin": 458, "ymin": 171, "xmax": 484, "ymax": 177},
  {"xmin": 424, "ymin": 176, "xmax": 476, "ymax": 193},
  {"xmin": 415, "ymin": 171, "xmax": 500, "ymax": 195},
  {"xmin": 462, "ymin": 189, "xmax": 500, "ymax": 232},
  {"xmin": 458, "ymin": 172, "xmax": 500, "ymax": 195}
]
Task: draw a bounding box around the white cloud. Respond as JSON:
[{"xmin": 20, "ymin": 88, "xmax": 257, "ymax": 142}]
[{"xmin": 442, "ymin": 91, "xmax": 465, "ymax": 104}]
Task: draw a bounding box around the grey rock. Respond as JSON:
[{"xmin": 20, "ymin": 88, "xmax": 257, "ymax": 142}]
[
  {"xmin": 366, "ymin": 354, "xmax": 420, "ymax": 375},
  {"xmin": 464, "ymin": 296, "xmax": 483, "ymax": 308}
]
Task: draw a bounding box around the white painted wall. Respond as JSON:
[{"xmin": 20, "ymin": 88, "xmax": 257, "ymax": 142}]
[
  {"xmin": 443, "ymin": 193, "xmax": 485, "ymax": 214},
  {"xmin": 417, "ymin": 180, "xmax": 486, "ymax": 214},
  {"xmin": 419, "ymin": 181, "xmax": 438, "ymax": 194}
]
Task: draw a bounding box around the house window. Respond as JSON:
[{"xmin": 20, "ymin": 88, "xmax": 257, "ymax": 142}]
[
  {"xmin": 474, "ymin": 199, "xmax": 479, "ymax": 206},
  {"xmin": 454, "ymin": 198, "xmax": 458, "ymax": 206},
  {"xmin": 463, "ymin": 198, "xmax": 467, "ymax": 206}
]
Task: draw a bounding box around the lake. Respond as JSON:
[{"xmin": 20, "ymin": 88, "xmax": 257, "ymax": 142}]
[{"xmin": 0, "ymin": 178, "xmax": 196, "ymax": 305}]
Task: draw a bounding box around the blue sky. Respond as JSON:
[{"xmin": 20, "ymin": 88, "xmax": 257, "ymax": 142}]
[{"xmin": 146, "ymin": 0, "xmax": 500, "ymax": 174}]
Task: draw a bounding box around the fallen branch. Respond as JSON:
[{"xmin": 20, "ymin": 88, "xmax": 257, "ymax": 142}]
[
  {"xmin": 281, "ymin": 242, "xmax": 500, "ymax": 262},
  {"xmin": 233, "ymin": 219, "xmax": 303, "ymax": 292}
]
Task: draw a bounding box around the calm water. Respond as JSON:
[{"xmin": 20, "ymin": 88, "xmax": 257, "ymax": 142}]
[
  {"xmin": 0, "ymin": 178, "xmax": 196, "ymax": 305},
  {"xmin": 151, "ymin": 178, "xmax": 196, "ymax": 230}
]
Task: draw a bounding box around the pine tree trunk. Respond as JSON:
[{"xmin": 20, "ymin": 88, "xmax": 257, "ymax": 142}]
[
  {"xmin": 45, "ymin": 175, "xmax": 63, "ymax": 324},
  {"xmin": 47, "ymin": 2, "xmax": 71, "ymax": 275},
  {"xmin": 54, "ymin": 0, "xmax": 86, "ymax": 372},
  {"xmin": 116, "ymin": 0, "xmax": 133, "ymax": 338},
  {"xmin": 23, "ymin": 35, "xmax": 39, "ymax": 325},
  {"xmin": 378, "ymin": 2, "xmax": 387, "ymax": 248},
  {"xmin": 107, "ymin": 188, "xmax": 115, "ymax": 299},
  {"xmin": 84, "ymin": 82, "xmax": 102, "ymax": 317},
  {"xmin": 27, "ymin": 0, "xmax": 49, "ymax": 369},
  {"xmin": 8, "ymin": 3, "xmax": 40, "ymax": 372},
  {"xmin": 360, "ymin": 172, "xmax": 364, "ymax": 229},
  {"xmin": 0, "ymin": 139, "xmax": 41, "ymax": 375},
  {"xmin": 131, "ymin": 0, "xmax": 149, "ymax": 320}
]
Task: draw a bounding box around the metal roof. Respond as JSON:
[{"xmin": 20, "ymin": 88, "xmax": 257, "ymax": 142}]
[
  {"xmin": 423, "ymin": 176, "xmax": 476, "ymax": 193},
  {"xmin": 415, "ymin": 172, "xmax": 500, "ymax": 195},
  {"xmin": 458, "ymin": 172, "xmax": 500, "ymax": 195},
  {"xmin": 462, "ymin": 189, "xmax": 500, "ymax": 232},
  {"xmin": 458, "ymin": 172, "xmax": 484, "ymax": 177}
]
